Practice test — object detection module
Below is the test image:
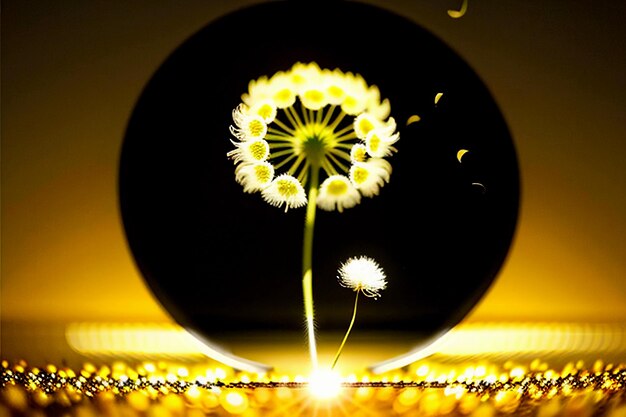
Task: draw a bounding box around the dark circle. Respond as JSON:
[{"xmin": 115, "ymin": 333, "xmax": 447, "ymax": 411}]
[{"xmin": 119, "ymin": 0, "xmax": 520, "ymax": 368}]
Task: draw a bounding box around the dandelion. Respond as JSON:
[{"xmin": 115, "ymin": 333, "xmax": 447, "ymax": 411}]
[
  {"xmin": 227, "ymin": 62, "xmax": 399, "ymax": 212},
  {"xmin": 331, "ymin": 256, "xmax": 387, "ymax": 370},
  {"xmin": 226, "ymin": 62, "xmax": 399, "ymax": 368},
  {"xmin": 337, "ymin": 256, "xmax": 388, "ymax": 299}
]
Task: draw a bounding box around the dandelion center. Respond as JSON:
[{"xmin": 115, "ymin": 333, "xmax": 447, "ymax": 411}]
[
  {"xmin": 369, "ymin": 135, "xmax": 381, "ymax": 153},
  {"xmin": 249, "ymin": 141, "xmax": 268, "ymax": 160},
  {"xmin": 248, "ymin": 119, "xmax": 265, "ymax": 137},
  {"xmin": 327, "ymin": 179, "xmax": 348, "ymax": 196},
  {"xmin": 256, "ymin": 104, "xmax": 274, "ymax": 120},
  {"xmin": 298, "ymin": 131, "xmax": 332, "ymax": 166},
  {"xmin": 277, "ymin": 178, "xmax": 300, "ymax": 197},
  {"xmin": 352, "ymin": 167, "xmax": 369, "ymax": 184},
  {"xmin": 254, "ymin": 165, "xmax": 272, "ymax": 183}
]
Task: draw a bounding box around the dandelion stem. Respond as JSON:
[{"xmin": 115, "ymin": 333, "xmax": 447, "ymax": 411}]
[
  {"xmin": 302, "ymin": 166, "xmax": 320, "ymax": 369},
  {"xmin": 331, "ymin": 291, "xmax": 360, "ymax": 370},
  {"xmin": 273, "ymin": 117, "xmax": 297, "ymax": 135}
]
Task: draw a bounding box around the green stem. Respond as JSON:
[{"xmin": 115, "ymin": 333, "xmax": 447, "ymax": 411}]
[
  {"xmin": 331, "ymin": 291, "xmax": 360, "ymax": 370},
  {"xmin": 303, "ymin": 166, "xmax": 320, "ymax": 369}
]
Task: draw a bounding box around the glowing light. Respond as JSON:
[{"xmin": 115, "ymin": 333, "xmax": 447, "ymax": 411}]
[
  {"xmin": 435, "ymin": 92, "xmax": 444, "ymax": 105},
  {"xmin": 12, "ymin": 320, "xmax": 621, "ymax": 417},
  {"xmin": 1, "ymin": 358, "xmax": 625, "ymax": 416},
  {"xmin": 457, "ymin": 149, "xmax": 469, "ymax": 162},
  {"xmin": 127, "ymin": 391, "xmax": 150, "ymax": 411},
  {"xmin": 64, "ymin": 322, "xmax": 271, "ymax": 374},
  {"xmin": 220, "ymin": 390, "xmax": 249, "ymax": 415},
  {"xmin": 369, "ymin": 322, "xmax": 626, "ymax": 374},
  {"xmin": 447, "ymin": 0, "xmax": 468, "ymax": 18},
  {"xmin": 308, "ymin": 369, "xmax": 343, "ymax": 399}
]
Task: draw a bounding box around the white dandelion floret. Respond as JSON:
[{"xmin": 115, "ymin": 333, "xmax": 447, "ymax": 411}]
[
  {"xmin": 230, "ymin": 104, "xmax": 267, "ymax": 140},
  {"xmin": 241, "ymin": 75, "xmax": 271, "ymax": 108},
  {"xmin": 317, "ymin": 175, "xmax": 361, "ymax": 213},
  {"xmin": 226, "ymin": 138, "xmax": 270, "ymax": 164},
  {"xmin": 340, "ymin": 77, "xmax": 368, "ymax": 116},
  {"xmin": 350, "ymin": 144, "xmax": 368, "ymax": 163},
  {"xmin": 234, "ymin": 161, "xmax": 275, "ymax": 193},
  {"xmin": 249, "ymin": 100, "xmax": 278, "ymax": 124},
  {"xmin": 341, "ymin": 95, "xmax": 366, "ymax": 116},
  {"xmin": 300, "ymin": 87, "xmax": 328, "ymax": 111},
  {"xmin": 323, "ymin": 69, "xmax": 348, "ymax": 105},
  {"xmin": 365, "ymin": 128, "xmax": 400, "ymax": 158},
  {"xmin": 337, "ymin": 255, "xmax": 387, "ymax": 299},
  {"xmin": 261, "ymin": 173, "xmax": 307, "ymax": 212},
  {"xmin": 369, "ymin": 98, "xmax": 391, "ymax": 120},
  {"xmin": 353, "ymin": 112, "xmax": 382, "ymax": 140},
  {"xmin": 268, "ymin": 73, "xmax": 297, "ymax": 109},
  {"xmin": 365, "ymin": 85, "xmax": 392, "ymax": 120},
  {"xmin": 289, "ymin": 62, "xmax": 323, "ymax": 94},
  {"xmin": 349, "ymin": 158, "xmax": 392, "ymax": 197}
]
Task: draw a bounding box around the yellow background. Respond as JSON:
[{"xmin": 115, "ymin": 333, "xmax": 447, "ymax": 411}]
[{"xmin": 2, "ymin": 0, "xmax": 625, "ymax": 334}]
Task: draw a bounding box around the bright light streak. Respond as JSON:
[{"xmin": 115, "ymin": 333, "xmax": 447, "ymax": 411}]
[{"xmin": 308, "ymin": 369, "xmax": 342, "ymax": 399}]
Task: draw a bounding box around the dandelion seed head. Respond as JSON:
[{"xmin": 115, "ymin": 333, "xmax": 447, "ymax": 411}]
[
  {"xmin": 227, "ymin": 61, "xmax": 400, "ymax": 211},
  {"xmin": 338, "ymin": 256, "xmax": 387, "ymax": 298}
]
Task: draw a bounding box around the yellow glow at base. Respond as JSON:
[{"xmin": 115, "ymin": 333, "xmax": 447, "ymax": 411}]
[
  {"xmin": 219, "ymin": 390, "xmax": 249, "ymax": 415},
  {"xmin": 65, "ymin": 322, "xmax": 271, "ymax": 373},
  {"xmin": 370, "ymin": 322, "xmax": 626, "ymax": 374},
  {"xmin": 308, "ymin": 369, "xmax": 342, "ymax": 399},
  {"xmin": 1, "ymin": 357, "xmax": 624, "ymax": 416},
  {"xmin": 64, "ymin": 321, "xmax": 626, "ymax": 376}
]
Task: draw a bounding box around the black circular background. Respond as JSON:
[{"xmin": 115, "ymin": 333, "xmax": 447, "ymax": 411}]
[{"xmin": 119, "ymin": 0, "xmax": 520, "ymax": 365}]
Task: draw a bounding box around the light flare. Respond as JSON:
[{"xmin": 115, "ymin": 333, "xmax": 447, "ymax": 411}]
[{"xmin": 308, "ymin": 369, "xmax": 343, "ymax": 399}]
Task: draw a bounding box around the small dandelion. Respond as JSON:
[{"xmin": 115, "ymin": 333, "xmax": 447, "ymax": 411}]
[{"xmin": 331, "ymin": 256, "xmax": 387, "ymax": 369}]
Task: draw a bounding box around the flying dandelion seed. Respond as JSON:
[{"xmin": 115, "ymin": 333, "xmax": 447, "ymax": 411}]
[
  {"xmin": 406, "ymin": 115, "xmax": 421, "ymax": 126},
  {"xmin": 472, "ymin": 182, "xmax": 487, "ymax": 194},
  {"xmin": 447, "ymin": 0, "xmax": 468, "ymax": 18}
]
